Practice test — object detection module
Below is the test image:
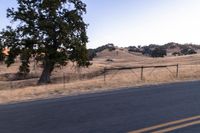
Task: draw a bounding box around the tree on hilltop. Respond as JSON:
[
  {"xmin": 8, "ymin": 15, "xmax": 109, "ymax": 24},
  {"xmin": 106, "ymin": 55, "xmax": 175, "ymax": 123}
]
[{"xmin": 151, "ymin": 47, "xmax": 167, "ymax": 57}]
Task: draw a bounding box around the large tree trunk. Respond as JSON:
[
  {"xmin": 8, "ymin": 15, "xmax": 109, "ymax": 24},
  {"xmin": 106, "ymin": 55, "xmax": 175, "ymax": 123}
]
[{"xmin": 38, "ymin": 60, "xmax": 55, "ymax": 85}]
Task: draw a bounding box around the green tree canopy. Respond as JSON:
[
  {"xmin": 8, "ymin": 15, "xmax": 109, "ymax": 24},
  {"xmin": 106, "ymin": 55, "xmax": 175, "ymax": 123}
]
[{"xmin": 0, "ymin": 0, "xmax": 90, "ymax": 84}]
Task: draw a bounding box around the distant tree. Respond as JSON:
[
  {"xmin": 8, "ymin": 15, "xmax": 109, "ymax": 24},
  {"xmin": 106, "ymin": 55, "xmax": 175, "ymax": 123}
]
[
  {"xmin": 0, "ymin": 0, "xmax": 90, "ymax": 84},
  {"xmin": 180, "ymin": 48, "xmax": 197, "ymax": 55},
  {"xmin": 142, "ymin": 46, "xmax": 152, "ymax": 56},
  {"xmin": 106, "ymin": 58, "xmax": 113, "ymax": 62},
  {"xmin": 148, "ymin": 44, "xmax": 159, "ymax": 49},
  {"xmin": 163, "ymin": 42, "xmax": 179, "ymax": 49},
  {"xmin": 172, "ymin": 52, "xmax": 181, "ymax": 56},
  {"xmin": 128, "ymin": 46, "xmax": 142, "ymax": 53},
  {"xmin": 151, "ymin": 47, "xmax": 167, "ymax": 57},
  {"xmin": 128, "ymin": 46, "xmax": 136, "ymax": 52},
  {"xmin": 108, "ymin": 47, "xmax": 116, "ymax": 51},
  {"xmin": 95, "ymin": 44, "xmax": 115, "ymax": 53},
  {"xmin": 88, "ymin": 49, "xmax": 97, "ymax": 61},
  {"xmin": 106, "ymin": 43, "xmax": 116, "ymax": 51}
]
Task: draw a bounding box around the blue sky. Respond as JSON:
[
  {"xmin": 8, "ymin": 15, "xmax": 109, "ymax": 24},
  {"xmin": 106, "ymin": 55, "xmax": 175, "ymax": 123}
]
[
  {"xmin": 1, "ymin": 0, "xmax": 200, "ymax": 48},
  {"xmin": 0, "ymin": 0, "xmax": 17, "ymax": 29}
]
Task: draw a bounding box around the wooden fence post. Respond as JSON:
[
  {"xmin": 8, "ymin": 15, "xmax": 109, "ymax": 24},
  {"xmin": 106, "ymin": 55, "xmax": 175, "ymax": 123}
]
[
  {"xmin": 141, "ymin": 66, "xmax": 144, "ymax": 81},
  {"xmin": 176, "ymin": 64, "xmax": 179, "ymax": 78},
  {"xmin": 63, "ymin": 73, "xmax": 66, "ymax": 89},
  {"xmin": 104, "ymin": 67, "xmax": 106, "ymax": 84}
]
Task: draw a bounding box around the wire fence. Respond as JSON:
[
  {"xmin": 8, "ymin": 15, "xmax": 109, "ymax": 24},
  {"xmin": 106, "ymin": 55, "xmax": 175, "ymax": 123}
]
[
  {"xmin": 100, "ymin": 63, "xmax": 200, "ymax": 86},
  {"xmin": 2, "ymin": 63, "xmax": 200, "ymax": 90},
  {"xmin": 103, "ymin": 64, "xmax": 179, "ymax": 82}
]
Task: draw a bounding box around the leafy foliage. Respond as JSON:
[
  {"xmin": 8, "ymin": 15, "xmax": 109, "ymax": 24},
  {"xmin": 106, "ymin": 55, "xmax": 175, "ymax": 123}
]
[
  {"xmin": 180, "ymin": 48, "xmax": 197, "ymax": 55},
  {"xmin": 87, "ymin": 43, "xmax": 116, "ymax": 60},
  {"xmin": 0, "ymin": 0, "xmax": 89, "ymax": 84},
  {"xmin": 0, "ymin": 41, "xmax": 5, "ymax": 62},
  {"xmin": 95, "ymin": 43, "xmax": 115, "ymax": 53},
  {"xmin": 142, "ymin": 46, "xmax": 166, "ymax": 57},
  {"xmin": 138, "ymin": 42, "xmax": 199, "ymax": 57},
  {"xmin": 87, "ymin": 49, "xmax": 97, "ymax": 61},
  {"xmin": 151, "ymin": 47, "xmax": 167, "ymax": 57},
  {"xmin": 128, "ymin": 46, "xmax": 142, "ymax": 53},
  {"xmin": 172, "ymin": 52, "xmax": 181, "ymax": 56}
]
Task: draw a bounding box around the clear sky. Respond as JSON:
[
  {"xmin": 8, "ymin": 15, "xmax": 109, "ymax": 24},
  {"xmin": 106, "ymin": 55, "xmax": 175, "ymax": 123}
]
[{"xmin": 1, "ymin": 0, "xmax": 200, "ymax": 48}]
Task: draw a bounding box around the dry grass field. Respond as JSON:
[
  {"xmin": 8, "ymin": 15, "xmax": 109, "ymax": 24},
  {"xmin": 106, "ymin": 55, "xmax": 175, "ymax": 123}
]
[{"xmin": 1, "ymin": 48, "xmax": 200, "ymax": 104}]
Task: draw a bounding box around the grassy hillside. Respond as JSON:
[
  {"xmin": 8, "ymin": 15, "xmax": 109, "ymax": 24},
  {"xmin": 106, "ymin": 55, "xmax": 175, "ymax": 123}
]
[{"xmin": 1, "ymin": 45, "xmax": 200, "ymax": 104}]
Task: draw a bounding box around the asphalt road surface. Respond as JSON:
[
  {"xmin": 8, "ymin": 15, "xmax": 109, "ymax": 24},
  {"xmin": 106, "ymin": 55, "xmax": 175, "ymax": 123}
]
[{"xmin": 0, "ymin": 81, "xmax": 200, "ymax": 133}]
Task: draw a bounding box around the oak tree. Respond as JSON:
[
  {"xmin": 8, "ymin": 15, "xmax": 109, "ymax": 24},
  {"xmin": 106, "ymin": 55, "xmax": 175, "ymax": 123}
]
[{"xmin": 0, "ymin": 0, "xmax": 89, "ymax": 84}]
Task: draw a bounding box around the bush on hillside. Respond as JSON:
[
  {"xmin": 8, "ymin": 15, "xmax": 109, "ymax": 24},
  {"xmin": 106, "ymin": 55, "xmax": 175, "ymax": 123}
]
[
  {"xmin": 180, "ymin": 48, "xmax": 197, "ymax": 55},
  {"xmin": 151, "ymin": 47, "xmax": 167, "ymax": 57},
  {"xmin": 142, "ymin": 46, "xmax": 152, "ymax": 56},
  {"xmin": 128, "ymin": 46, "xmax": 142, "ymax": 53},
  {"xmin": 172, "ymin": 52, "xmax": 181, "ymax": 56},
  {"xmin": 87, "ymin": 43, "xmax": 116, "ymax": 60}
]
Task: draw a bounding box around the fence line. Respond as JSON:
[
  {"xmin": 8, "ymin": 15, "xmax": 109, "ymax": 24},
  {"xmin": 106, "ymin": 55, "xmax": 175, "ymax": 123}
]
[
  {"xmin": 103, "ymin": 64, "xmax": 179, "ymax": 83},
  {"xmin": 3, "ymin": 63, "xmax": 200, "ymax": 90}
]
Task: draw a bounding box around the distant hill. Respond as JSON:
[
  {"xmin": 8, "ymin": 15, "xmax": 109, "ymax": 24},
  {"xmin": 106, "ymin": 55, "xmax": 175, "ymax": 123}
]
[
  {"xmin": 88, "ymin": 42, "xmax": 200, "ymax": 60},
  {"xmin": 88, "ymin": 43, "xmax": 116, "ymax": 60},
  {"xmin": 128, "ymin": 42, "xmax": 199, "ymax": 57}
]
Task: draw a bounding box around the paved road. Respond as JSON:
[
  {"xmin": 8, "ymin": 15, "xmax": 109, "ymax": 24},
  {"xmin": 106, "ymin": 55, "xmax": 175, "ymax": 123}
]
[{"xmin": 0, "ymin": 81, "xmax": 200, "ymax": 133}]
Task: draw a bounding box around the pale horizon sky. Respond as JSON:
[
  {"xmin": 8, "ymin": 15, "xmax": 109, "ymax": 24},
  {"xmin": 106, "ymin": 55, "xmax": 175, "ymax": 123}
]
[{"xmin": 1, "ymin": 0, "xmax": 200, "ymax": 48}]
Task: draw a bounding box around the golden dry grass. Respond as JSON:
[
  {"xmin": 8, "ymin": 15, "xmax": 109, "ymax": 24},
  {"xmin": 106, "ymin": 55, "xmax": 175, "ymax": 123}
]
[{"xmin": 1, "ymin": 49, "xmax": 200, "ymax": 104}]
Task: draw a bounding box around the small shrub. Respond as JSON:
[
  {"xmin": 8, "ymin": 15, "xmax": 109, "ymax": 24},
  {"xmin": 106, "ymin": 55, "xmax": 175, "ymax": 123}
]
[
  {"xmin": 172, "ymin": 52, "xmax": 181, "ymax": 56},
  {"xmin": 106, "ymin": 58, "xmax": 114, "ymax": 62},
  {"xmin": 180, "ymin": 48, "xmax": 197, "ymax": 55}
]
